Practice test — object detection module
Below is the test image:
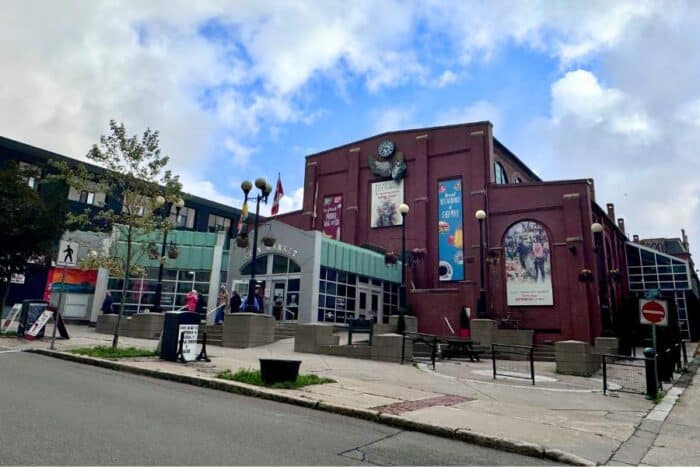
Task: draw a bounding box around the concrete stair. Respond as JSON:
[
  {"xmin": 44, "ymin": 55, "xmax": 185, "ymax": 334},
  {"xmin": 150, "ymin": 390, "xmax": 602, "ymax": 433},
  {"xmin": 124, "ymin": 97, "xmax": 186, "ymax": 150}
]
[
  {"xmin": 274, "ymin": 322, "xmax": 298, "ymax": 341},
  {"xmin": 198, "ymin": 324, "xmax": 223, "ymax": 346},
  {"xmin": 533, "ymin": 343, "xmax": 555, "ymax": 362}
]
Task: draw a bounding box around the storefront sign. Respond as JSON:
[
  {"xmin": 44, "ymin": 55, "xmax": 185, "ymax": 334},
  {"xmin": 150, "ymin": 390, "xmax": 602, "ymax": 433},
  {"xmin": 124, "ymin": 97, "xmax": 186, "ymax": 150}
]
[
  {"xmin": 437, "ymin": 179, "xmax": 464, "ymax": 281},
  {"xmin": 504, "ymin": 221, "xmax": 553, "ymax": 306},
  {"xmin": 370, "ymin": 179, "xmax": 404, "ymax": 228},
  {"xmin": 246, "ymin": 243, "xmax": 299, "ymax": 258},
  {"xmin": 322, "ymin": 195, "xmax": 342, "ymax": 240}
]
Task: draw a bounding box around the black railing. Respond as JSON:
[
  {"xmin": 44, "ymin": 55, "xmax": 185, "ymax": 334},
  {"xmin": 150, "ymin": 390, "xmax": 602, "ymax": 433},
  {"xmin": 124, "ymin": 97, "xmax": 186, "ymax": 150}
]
[
  {"xmin": 602, "ymin": 353, "xmax": 656, "ymax": 397},
  {"xmin": 401, "ymin": 332, "xmax": 439, "ymax": 370},
  {"xmin": 491, "ymin": 344, "xmax": 535, "ymax": 385}
]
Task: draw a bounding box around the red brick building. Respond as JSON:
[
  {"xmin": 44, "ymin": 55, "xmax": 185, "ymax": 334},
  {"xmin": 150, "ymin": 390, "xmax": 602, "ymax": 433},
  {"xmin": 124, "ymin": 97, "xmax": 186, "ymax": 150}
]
[{"xmin": 278, "ymin": 122, "xmax": 630, "ymax": 344}]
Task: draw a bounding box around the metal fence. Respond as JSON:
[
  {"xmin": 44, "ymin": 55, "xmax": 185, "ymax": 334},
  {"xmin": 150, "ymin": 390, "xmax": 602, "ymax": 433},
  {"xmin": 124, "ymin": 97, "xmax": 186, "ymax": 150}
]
[
  {"xmin": 491, "ymin": 344, "xmax": 535, "ymax": 385},
  {"xmin": 602, "ymin": 354, "xmax": 652, "ymax": 395}
]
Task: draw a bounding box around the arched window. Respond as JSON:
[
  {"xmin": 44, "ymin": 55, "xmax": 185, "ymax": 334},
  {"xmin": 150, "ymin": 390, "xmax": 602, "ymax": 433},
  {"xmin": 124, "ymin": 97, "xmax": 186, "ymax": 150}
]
[
  {"xmin": 240, "ymin": 254, "xmax": 301, "ymax": 276},
  {"xmin": 240, "ymin": 255, "xmax": 268, "ymax": 276},
  {"xmin": 494, "ymin": 161, "xmax": 508, "ymax": 184},
  {"xmin": 503, "ymin": 220, "xmax": 553, "ymax": 306}
]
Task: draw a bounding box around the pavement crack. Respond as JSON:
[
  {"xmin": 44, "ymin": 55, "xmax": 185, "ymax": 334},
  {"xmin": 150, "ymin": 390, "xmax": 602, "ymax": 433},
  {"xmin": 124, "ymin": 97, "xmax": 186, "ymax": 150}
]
[{"xmin": 337, "ymin": 430, "xmax": 402, "ymax": 463}]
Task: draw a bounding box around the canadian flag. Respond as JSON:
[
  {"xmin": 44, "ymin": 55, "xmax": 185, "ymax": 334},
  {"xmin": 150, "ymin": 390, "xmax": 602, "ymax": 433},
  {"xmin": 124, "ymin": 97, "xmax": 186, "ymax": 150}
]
[{"xmin": 270, "ymin": 174, "xmax": 284, "ymax": 216}]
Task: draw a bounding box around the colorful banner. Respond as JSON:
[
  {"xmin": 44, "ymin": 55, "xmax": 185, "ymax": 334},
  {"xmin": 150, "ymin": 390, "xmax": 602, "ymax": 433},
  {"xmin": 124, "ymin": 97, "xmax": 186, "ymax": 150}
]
[
  {"xmin": 437, "ymin": 179, "xmax": 464, "ymax": 281},
  {"xmin": 370, "ymin": 179, "xmax": 404, "ymax": 228},
  {"xmin": 43, "ymin": 268, "xmax": 98, "ymax": 300},
  {"xmin": 322, "ymin": 195, "xmax": 343, "ymax": 240},
  {"xmin": 504, "ymin": 221, "xmax": 553, "ymax": 306}
]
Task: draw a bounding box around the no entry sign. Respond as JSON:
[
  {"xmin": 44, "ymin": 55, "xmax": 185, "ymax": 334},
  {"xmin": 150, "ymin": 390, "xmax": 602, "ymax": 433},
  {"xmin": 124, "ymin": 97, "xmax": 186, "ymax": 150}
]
[{"xmin": 639, "ymin": 299, "xmax": 668, "ymax": 326}]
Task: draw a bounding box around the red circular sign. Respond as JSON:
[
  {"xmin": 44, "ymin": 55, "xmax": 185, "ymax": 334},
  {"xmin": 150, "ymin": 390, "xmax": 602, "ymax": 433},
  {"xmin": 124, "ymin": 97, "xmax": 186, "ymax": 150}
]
[{"xmin": 642, "ymin": 300, "xmax": 666, "ymax": 324}]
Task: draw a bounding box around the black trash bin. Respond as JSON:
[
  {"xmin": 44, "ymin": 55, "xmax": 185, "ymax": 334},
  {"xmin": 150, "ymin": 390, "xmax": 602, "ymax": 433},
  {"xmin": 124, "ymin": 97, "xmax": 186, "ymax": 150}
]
[
  {"xmin": 259, "ymin": 359, "xmax": 301, "ymax": 385},
  {"xmin": 17, "ymin": 300, "xmax": 49, "ymax": 338},
  {"xmin": 160, "ymin": 312, "xmax": 200, "ymax": 362}
]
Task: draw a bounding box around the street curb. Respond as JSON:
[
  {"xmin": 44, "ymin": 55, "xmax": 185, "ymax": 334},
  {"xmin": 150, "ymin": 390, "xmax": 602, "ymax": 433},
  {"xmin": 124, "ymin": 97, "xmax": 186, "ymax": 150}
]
[{"xmin": 27, "ymin": 349, "xmax": 595, "ymax": 465}]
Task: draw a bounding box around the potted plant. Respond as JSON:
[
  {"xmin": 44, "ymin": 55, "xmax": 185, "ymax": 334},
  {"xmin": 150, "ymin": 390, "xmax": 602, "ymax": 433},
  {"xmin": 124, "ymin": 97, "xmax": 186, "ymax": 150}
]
[
  {"xmin": 578, "ymin": 268, "xmax": 593, "ymax": 282},
  {"xmin": 409, "ymin": 248, "xmax": 426, "ymax": 265},
  {"xmin": 147, "ymin": 242, "xmax": 159, "ymax": 260},
  {"xmin": 236, "ymin": 236, "xmax": 249, "ymax": 248},
  {"xmin": 261, "ymin": 236, "xmax": 276, "ymax": 247},
  {"xmin": 167, "ymin": 242, "xmax": 179, "ymax": 259}
]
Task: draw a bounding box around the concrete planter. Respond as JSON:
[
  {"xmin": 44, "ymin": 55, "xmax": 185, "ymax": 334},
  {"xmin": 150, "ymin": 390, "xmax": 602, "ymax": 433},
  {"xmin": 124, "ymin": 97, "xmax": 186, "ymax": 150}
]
[{"xmin": 223, "ymin": 313, "xmax": 274, "ymax": 348}]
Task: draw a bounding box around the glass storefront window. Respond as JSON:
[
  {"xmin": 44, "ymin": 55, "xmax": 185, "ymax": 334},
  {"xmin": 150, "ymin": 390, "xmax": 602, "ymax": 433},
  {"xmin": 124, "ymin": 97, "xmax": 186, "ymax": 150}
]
[{"xmin": 273, "ymin": 255, "xmax": 288, "ymax": 274}]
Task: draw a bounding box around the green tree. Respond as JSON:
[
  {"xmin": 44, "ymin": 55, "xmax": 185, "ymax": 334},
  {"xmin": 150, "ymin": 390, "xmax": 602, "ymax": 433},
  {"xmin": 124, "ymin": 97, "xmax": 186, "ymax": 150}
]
[
  {"xmin": 55, "ymin": 121, "xmax": 182, "ymax": 348},
  {"xmin": 0, "ymin": 163, "xmax": 67, "ymax": 311}
]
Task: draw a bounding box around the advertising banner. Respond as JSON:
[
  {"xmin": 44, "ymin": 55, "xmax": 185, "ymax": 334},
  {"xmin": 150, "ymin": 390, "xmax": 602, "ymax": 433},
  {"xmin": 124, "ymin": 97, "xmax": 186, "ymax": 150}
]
[
  {"xmin": 322, "ymin": 195, "xmax": 343, "ymax": 240},
  {"xmin": 437, "ymin": 179, "xmax": 464, "ymax": 281},
  {"xmin": 370, "ymin": 180, "xmax": 404, "ymax": 228},
  {"xmin": 504, "ymin": 221, "xmax": 553, "ymax": 306}
]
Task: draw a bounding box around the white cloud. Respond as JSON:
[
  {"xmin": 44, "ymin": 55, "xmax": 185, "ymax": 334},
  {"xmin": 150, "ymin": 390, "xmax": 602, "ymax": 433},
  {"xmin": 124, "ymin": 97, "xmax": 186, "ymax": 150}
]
[
  {"xmin": 224, "ymin": 138, "xmax": 259, "ymax": 166},
  {"xmin": 371, "ymin": 107, "xmax": 418, "ymax": 134},
  {"xmin": 434, "ymin": 70, "xmax": 458, "ymax": 87},
  {"xmin": 434, "ymin": 100, "xmax": 504, "ymax": 132}
]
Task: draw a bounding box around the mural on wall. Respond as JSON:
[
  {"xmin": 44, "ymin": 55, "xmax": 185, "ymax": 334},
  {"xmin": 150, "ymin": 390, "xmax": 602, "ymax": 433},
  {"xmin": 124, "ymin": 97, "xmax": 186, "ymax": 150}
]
[
  {"xmin": 43, "ymin": 267, "xmax": 98, "ymax": 301},
  {"xmin": 504, "ymin": 220, "xmax": 553, "ymax": 306},
  {"xmin": 437, "ymin": 179, "xmax": 464, "ymax": 281},
  {"xmin": 322, "ymin": 195, "xmax": 342, "ymax": 240},
  {"xmin": 370, "ymin": 179, "xmax": 404, "ymax": 228}
]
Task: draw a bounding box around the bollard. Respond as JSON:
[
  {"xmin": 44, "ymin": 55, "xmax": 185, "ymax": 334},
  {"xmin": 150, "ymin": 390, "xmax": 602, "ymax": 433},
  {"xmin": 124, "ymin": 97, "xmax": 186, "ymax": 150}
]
[{"xmin": 644, "ymin": 347, "xmax": 658, "ymax": 400}]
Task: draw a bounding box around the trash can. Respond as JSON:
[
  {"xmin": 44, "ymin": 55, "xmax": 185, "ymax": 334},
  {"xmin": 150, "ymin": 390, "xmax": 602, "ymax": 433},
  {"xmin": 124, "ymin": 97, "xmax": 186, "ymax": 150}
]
[
  {"xmin": 17, "ymin": 300, "xmax": 49, "ymax": 338},
  {"xmin": 160, "ymin": 312, "xmax": 200, "ymax": 362}
]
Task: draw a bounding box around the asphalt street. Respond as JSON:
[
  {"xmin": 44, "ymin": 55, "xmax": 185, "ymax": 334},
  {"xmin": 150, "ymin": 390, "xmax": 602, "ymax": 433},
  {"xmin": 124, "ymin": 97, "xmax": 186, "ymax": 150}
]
[{"xmin": 0, "ymin": 351, "xmax": 553, "ymax": 465}]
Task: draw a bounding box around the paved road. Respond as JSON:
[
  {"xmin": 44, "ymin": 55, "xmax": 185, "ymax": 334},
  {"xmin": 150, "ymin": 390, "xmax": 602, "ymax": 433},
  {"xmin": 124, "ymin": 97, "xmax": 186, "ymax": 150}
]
[{"xmin": 0, "ymin": 352, "xmax": 553, "ymax": 465}]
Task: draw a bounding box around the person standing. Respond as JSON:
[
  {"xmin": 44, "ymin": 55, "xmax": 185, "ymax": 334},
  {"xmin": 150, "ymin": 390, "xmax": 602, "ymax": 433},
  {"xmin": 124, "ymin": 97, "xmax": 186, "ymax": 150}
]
[
  {"xmin": 101, "ymin": 290, "xmax": 114, "ymax": 314},
  {"xmin": 185, "ymin": 289, "xmax": 198, "ymax": 312},
  {"xmin": 532, "ymin": 237, "xmax": 546, "ymax": 282},
  {"xmin": 229, "ymin": 291, "xmax": 242, "ymax": 314},
  {"xmin": 215, "ymin": 285, "xmax": 229, "ymax": 324}
]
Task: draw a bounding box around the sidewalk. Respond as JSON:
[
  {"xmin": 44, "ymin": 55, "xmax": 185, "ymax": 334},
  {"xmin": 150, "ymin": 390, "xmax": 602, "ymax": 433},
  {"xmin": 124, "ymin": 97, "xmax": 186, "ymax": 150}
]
[{"xmin": 2, "ymin": 325, "xmax": 696, "ymax": 465}]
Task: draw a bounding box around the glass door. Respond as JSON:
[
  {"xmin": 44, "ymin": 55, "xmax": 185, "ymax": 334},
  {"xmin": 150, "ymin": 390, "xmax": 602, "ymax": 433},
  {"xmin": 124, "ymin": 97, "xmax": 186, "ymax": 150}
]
[
  {"xmin": 272, "ymin": 280, "xmax": 286, "ymax": 320},
  {"xmin": 356, "ymin": 284, "xmax": 382, "ymax": 322}
]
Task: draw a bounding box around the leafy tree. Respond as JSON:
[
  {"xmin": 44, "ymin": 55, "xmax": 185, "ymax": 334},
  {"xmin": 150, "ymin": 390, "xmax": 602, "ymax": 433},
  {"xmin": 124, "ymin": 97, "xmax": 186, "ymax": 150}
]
[
  {"xmin": 55, "ymin": 121, "xmax": 182, "ymax": 348},
  {"xmin": 0, "ymin": 163, "xmax": 67, "ymax": 311}
]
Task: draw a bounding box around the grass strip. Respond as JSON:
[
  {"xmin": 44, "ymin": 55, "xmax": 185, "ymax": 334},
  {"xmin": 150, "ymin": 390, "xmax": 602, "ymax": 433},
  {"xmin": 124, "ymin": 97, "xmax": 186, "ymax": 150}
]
[
  {"xmin": 217, "ymin": 368, "xmax": 335, "ymax": 389},
  {"xmin": 69, "ymin": 345, "xmax": 158, "ymax": 359}
]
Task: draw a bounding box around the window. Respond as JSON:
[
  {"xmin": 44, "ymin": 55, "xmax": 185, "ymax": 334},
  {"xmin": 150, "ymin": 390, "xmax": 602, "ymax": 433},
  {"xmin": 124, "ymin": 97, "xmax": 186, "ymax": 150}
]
[
  {"xmin": 69, "ymin": 185, "xmax": 104, "ymax": 206},
  {"xmin": 494, "ymin": 161, "xmax": 508, "ymax": 184},
  {"xmin": 208, "ymin": 214, "xmax": 232, "ymax": 233},
  {"xmin": 19, "ymin": 162, "xmax": 40, "ymax": 189},
  {"xmin": 625, "ymin": 242, "xmax": 691, "ymax": 292},
  {"xmin": 80, "ymin": 190, "xmax": 96, "ymax": 205},
  {"xmin": 170, "ymin": 205, "xmax": 196, "ymax": 229},
  {"xmin": 514, "ymin": 177, "xmax": 523, "ymax": 184}
]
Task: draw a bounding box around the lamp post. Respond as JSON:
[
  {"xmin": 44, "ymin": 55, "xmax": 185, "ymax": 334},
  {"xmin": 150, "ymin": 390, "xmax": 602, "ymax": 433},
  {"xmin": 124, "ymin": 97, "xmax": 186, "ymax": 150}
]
[
  {"xmin": 475, "ymin": 209, "xmax": 487, "ymax": 318},
  {"xmin": 399, "ymin": 203, "xmax": 410, "ymax": 312},
  {"xmin": 591, "ymin": 221, "xmax": 611, "ymax": 332},
  {"xmin": 152, "ymin": 196, "xmax": 184, "ymax": 313},
  {"xmin": 241, "ymin": 178, "xmax": 272, "ymax": 313}
]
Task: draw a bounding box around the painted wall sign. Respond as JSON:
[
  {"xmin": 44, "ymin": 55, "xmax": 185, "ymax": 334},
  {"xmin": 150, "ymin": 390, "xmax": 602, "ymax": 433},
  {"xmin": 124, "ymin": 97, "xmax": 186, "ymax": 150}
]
[
  {"xmin": 370, "ymin": 179, "xmax": 404, "ymax": 228},
  {"xmin": 504, "ymin": 221, "xmax": 553, "ymax": 306},
  {"xmin": 437, "ymin": 179, "xmax": 464, "ymax": 281},
  {"xmin": 322, "ymin": 195, "xmax": 343, "ymax": 240}
]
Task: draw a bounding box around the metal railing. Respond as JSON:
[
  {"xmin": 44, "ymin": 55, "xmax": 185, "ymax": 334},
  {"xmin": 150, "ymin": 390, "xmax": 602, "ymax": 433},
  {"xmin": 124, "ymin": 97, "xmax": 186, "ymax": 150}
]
[
  {"xmin": 602, "ymin": 353, "xmax": 655, "ymax": 396},
  {"xmin": 491, "ymin": 344, "xmax": 535, "ymax": 385},
  {"xmin": 401, "ymin": 332, "xmax": 439, "ymax": 370}
]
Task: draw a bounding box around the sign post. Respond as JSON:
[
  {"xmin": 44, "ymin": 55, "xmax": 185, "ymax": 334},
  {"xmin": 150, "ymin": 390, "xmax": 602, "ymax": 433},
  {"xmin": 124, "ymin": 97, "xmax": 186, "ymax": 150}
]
[
  {"xmin": 640, "ymin": 298, "xmax": 668, "ymax": 390},
  {"xmin": 52, "ymin": 240, "xmax": 79, "ymax": 349}
]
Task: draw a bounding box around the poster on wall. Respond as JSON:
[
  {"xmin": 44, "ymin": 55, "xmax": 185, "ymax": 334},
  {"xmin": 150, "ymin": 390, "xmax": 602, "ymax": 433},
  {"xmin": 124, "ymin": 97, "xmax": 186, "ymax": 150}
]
[
  {"xmin": 504, "ymin": 221, "xmax": 553, "ymax": 306},
  {"xmin": 322, "ymin": 195, "xmax": 343, "ymax": 240},
  {"xmin": 437, "ymin": 179, "xmax": 464, "ymax": 281},
  {"xmin": 370, "ymin": 179, "xmax": 404, "ymax": 228},
  {"xmin": 43, "ymin": 268, "xmax": 98, "ymax": 301}
]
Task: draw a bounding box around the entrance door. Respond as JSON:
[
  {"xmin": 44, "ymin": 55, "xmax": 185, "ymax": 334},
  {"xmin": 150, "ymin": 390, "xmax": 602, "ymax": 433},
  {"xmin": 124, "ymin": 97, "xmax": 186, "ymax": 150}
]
[
  {"xmin": 272, "ymin": 280, "xmax": 286, "ymax": 320},
  {"xmin": 356, "ymin": 284, "xmax": 382, "ymax": 322}
]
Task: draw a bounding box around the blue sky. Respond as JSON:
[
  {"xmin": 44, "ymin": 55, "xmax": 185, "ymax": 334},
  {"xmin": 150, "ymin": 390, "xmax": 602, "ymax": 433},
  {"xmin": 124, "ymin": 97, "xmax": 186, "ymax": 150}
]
[{"xmin": 1, "ymin": 1, "xmax": 700, "ymax": 255}]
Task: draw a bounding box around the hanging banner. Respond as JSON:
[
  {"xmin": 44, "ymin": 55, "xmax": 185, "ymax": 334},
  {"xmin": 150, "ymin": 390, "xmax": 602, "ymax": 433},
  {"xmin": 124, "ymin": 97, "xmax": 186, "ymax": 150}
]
[
  {"xmin": 437, "ymin": 179, "xmax": 464, "ymax": 281},
  {"xmin": 322, "ymin": 195, "xmax": 343, "ymax": 240},
  {"xmin": 370, "ymin": 179, "xmax": 404, "ymax": 228},
  {"xmin": 504, "ymin": 221, "xmax": 553, "ymax": 306}
]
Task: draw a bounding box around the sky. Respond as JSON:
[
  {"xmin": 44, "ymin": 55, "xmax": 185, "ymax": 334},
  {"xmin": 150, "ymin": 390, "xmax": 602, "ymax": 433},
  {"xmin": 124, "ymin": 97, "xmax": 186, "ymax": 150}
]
[{"xmin": 1, "ymin": 0, "xmax": 700, "ymax": 256}]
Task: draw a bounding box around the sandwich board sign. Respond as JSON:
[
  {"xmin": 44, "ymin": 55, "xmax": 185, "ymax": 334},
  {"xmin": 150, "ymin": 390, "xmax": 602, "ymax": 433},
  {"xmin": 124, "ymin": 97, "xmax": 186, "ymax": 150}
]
[
  {"xmin": 178, "ymin": 324, "xmax": 199, "ymax": 362},
  {"xmin": 57, "ymin": 240, "xmax": 79, "ymax": 268},
  {"xmin": 1, "ymin": 303, "xmax": 21, "ymax": 334},
  {"xmin": 639, "ymin": 299, "xmax": 668, "ymax": 326}
]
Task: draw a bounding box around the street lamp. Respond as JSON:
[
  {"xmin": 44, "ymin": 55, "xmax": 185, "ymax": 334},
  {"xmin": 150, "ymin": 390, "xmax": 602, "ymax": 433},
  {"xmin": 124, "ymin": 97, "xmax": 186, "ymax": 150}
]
[
  {"xmin": 152, "ymin": 196, "xmax": 185, "ymax": 313},
  {"xmin": 475, "ymin": 209, "xmax": 487, "ymax": 319},
  {"xmin": 241, "ymin": 177, "xmax": 272, "ymax": 313},
  {"xmin": 591, "ymin": 221, "xmax": 611, "ymax": 332},
  {"xmin": 398, "ymin": 203, "xmax": 410, "ymax": 312}
]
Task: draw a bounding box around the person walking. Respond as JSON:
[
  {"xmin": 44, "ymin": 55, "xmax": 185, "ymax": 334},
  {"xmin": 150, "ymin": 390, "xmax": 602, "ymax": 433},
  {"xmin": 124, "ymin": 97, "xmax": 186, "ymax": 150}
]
[
  {"xmin": 101, "ymin": 290, "xmax": 114, "ymax": 314},
  {"xmin": 185, "ymin": 289, "xmax": 198, "ymax": 312}
]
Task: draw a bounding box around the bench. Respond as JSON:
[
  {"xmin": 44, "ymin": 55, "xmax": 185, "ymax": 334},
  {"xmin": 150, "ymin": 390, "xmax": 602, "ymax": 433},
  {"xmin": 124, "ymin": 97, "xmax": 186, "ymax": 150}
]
[
  {"xmin": 440, "ymin": 338, "xmax": 480, "ymax": 362},
  {"xmin": 348, "ymin": 319, "xmax": 373, "ymax": 345}
]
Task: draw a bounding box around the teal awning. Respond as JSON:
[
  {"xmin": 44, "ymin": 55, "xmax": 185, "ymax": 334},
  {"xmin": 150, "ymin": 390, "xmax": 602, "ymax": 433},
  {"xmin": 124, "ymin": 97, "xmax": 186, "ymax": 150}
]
[{"xmin": 321, "ymin": 238, "xmax": 401, "ymax": 283}]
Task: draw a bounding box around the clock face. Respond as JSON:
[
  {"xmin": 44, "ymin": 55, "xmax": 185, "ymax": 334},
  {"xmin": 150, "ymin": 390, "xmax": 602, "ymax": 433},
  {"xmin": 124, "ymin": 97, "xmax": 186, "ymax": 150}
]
[{"xmin": 378, "ymin": 140, "xmax": 395, "ymax": 158}]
